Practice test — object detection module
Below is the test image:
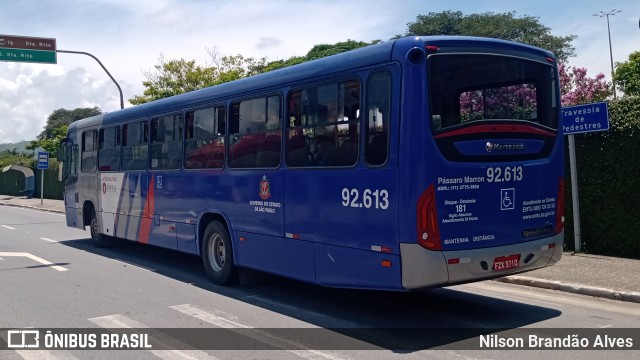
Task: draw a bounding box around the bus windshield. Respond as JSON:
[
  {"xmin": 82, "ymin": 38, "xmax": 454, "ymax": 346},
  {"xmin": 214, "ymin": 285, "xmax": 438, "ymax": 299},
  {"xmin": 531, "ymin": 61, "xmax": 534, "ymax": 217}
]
[{"xmin": 428, "ymin": 54, "xmax": 558, "ymax": 132}]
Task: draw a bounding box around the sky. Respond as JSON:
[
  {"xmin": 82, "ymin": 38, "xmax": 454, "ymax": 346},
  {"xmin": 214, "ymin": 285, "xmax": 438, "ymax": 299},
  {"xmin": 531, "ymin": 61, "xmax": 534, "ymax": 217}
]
[{"xmin": 1, "ymin": 0, "xmax": 639, "ymax": 144}]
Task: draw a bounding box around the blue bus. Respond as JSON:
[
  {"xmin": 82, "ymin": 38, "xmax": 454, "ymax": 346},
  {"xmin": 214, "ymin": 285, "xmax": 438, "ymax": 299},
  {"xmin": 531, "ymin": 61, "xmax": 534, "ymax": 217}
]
[{"xmin": 58, "ymin": 36, "xmax": 564, "ymax": 290}]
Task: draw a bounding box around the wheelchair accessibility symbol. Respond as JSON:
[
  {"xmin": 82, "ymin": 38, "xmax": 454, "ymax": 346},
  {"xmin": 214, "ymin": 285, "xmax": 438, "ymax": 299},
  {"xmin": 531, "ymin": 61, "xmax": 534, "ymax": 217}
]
[{"xmin": 501, "ymin": 188, "xmax": 515, "ymax": 210}]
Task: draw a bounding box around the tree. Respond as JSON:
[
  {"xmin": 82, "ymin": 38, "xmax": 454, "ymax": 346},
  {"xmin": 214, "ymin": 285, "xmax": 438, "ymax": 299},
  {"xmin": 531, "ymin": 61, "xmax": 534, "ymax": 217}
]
[
  {"xmin": 403, "ymin": 11, "xmax": 577, "ymax": 62},
  {"xmin": 614, "ymin": 51, "xmax": 640, "ymax": 97},
  {"xmin": 558, "ymin": 63, "xmax": 610, "ymax": 106},
  {"xmin": 0, "ymin": 148, "xmax": 34, "ymax": 168},
  {"xmin": 129, "ymin": 56, "xmax": 217, "ymax": 105},
  {"xmin": 129, "ymin": 52, "xmax": 268, "ymax": 105},
  {"xmin": 27, "ymin": 107, "xmax": 101, "ymax": 154}
]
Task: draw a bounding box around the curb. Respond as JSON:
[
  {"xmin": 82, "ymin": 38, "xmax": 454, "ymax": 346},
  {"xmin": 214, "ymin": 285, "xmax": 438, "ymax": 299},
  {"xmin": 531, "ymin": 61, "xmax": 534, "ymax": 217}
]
[
  {"xmin": 497, "ymin": 275, "xmax": 640, "ymax": 304},
  {"xmin": 0, "ymin": 202, "xmax": 64, "ymax": 214}
]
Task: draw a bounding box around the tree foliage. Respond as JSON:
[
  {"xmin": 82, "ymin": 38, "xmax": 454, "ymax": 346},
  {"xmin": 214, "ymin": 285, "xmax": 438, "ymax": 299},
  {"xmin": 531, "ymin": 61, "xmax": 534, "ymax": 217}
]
[
  {"xmin": 27, "ymin": 107, "xmax": 101, "ymax": 154},
  {"xmin": 0, "ymin": 148, "xmax": 34, "ymax": 168},
  {"xmin": 129, "ymin": 52, "xmax": 268, "ymax": 105},
  {"xmin": 558, "ymin": 63, "xmax": 610, "ymax": 106},
  {"xmin": 129, "ymin": 40, "xmax": 379, "ymax": 104},
  {"xmin": 614, "ymin": 51, "xmax": 640, "ymax": 97},
  {"xmin": 403, "ymin": 11, "xmax": 577, "ymax": 61}
]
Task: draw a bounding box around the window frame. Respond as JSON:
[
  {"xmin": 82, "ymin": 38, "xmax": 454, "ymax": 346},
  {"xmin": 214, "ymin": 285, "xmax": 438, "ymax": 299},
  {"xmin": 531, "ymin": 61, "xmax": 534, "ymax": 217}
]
[
  {"xmin": 149, "ymin": 112, "xmax": 184, "ymax": 171},
  {"xmin": 184, "ymin": 104, "xmax": 227, "ymax": 170},
  {"xmin": 285, "ymin": 77, "xmax": 361, "ymax": 168},
  {"xmin": 98, "ymin": 125, "xmax": 121, "ymax": 172},
  {"xmin": 228, "ymin": 93, "xmax": 283, "ymax": 169},
  {"xmin": 80, "ymin": 129, "xmax": 98, "ymax": 173},
  {"xmin": 121, "ymin": 119, "xmax": 149, "ymax": 171}
]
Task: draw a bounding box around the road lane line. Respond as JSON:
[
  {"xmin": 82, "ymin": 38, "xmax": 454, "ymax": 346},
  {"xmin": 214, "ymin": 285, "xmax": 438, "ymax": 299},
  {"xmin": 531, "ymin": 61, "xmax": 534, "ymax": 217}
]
[
  {"xmin": 170, "ymin": 304, "xmax": 351, "ymax": 360},
  {"xmin": 89, "ymin": 314, "xmax": 218, "ymax": 359},
  {"xmin": 41, "ymin": 237, "xmax": 58, "ymax": 243},
  {"xmin": 0, "ymin": 252, "xmax": 68, "ymax": 272},
  {"xmin": 15, "ymin": 350, "xmax": 82, "ymax": 360},
  {"xmin": 2, "ymin": 225, "xmax": 16, "ymax": 230}
]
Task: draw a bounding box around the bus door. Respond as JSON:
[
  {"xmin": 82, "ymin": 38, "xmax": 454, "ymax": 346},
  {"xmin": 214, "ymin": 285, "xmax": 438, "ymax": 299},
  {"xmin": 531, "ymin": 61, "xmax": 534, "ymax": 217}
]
[
  {"xmin": 58, "ymin": 139, "xmax": 83, "ymax": 230},
  {"xmin": 227, "ymin": 96, "xmax": 293, "ymax": 279}
]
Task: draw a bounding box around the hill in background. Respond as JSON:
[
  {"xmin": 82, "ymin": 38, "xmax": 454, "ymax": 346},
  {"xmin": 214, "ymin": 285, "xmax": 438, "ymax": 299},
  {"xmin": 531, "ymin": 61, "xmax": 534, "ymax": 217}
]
[{"xmin": 0, "ymin": 141, "xmax": 43, "ymax": 157}]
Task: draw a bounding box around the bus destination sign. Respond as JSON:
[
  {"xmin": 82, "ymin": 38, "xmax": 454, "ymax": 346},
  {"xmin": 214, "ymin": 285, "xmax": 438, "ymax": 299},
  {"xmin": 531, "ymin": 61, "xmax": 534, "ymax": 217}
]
[{"xmin": 0, "ymin": 34, "xmax": 57, "ymax": 64}]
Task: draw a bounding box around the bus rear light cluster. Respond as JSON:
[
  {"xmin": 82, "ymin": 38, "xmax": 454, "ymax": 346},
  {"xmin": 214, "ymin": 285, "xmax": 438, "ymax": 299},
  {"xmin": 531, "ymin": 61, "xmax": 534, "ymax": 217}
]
[
  {"xmin": 425, "ymin": 45, "xmax": 440, "ymax": 54},
  {"xmin": 555, "ymin": 178, "xmax": 565, "ymax": 234},
  {"xmin": 417, "ymin": 184, "xmax": 441, "ymax": 250}
]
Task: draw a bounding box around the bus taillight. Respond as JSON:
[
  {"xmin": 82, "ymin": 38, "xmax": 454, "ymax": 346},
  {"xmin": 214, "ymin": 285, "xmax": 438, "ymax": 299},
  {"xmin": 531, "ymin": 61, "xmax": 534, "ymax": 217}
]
[
  {"xmin": 417, "ymin": 184, "xmax": 441, "ymax": 250},
  {"xmin": 555, "ymin": 178, "xmax": 565, "ymax": 234}
]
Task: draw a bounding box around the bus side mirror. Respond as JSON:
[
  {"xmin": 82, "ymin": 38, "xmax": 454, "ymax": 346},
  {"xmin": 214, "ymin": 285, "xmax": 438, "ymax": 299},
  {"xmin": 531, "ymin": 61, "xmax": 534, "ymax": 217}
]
[{"xmin": 58, "ymin": 163, "xmax": 64, "ymax": 182}]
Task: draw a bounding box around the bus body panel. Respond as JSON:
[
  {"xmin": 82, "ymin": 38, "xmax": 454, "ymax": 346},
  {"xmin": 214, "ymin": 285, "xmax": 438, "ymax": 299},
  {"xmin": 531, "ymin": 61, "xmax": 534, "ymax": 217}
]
[
  {"xmin": 400, "ymin": 232, "xmax": 563, "ymax": 289},
  {"xmin": 227, "ymin": 170, "xmax": 284, "ymax": 237},
  {"xmin": 283, "ymin": 168, "xmax": 398, "ymax": 252},
  {"xmin": 315, "ymin": 242, "xmax": 402, "ymax": 290},
  {"xmin": 236, "ymin": 231, "xmax": 315, "ymax": 283}
]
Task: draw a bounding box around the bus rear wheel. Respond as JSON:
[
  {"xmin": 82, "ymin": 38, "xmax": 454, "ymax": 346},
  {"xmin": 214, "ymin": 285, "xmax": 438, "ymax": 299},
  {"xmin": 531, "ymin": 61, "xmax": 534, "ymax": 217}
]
[{"xmin": 202, "ymin": 221, "xmax": 238, "ymax": 285}]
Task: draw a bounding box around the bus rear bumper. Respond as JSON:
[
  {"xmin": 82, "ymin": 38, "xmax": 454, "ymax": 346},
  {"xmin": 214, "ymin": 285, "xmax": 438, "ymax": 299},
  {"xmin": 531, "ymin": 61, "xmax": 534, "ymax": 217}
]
[{"xmin": 400, "ymin": 231, "xmax": 563, "ymax": 290}]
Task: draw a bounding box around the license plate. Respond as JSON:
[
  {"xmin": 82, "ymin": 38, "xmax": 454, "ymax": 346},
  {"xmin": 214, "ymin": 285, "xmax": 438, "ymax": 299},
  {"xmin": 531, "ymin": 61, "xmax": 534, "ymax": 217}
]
[{"xmin": 493, "ymin": 254, "xmax": 521, "ymax": 271}]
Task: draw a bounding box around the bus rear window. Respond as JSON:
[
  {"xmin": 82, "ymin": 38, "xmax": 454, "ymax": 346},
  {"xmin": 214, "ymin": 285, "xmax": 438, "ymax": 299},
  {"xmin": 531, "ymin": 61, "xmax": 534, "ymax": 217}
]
[{"xmin": 428, "ymin": 54, "xmax": 557, "ymax": 132}]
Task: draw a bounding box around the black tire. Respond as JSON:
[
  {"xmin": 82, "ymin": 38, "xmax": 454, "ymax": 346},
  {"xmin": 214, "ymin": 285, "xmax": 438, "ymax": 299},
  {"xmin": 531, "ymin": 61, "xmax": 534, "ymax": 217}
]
[
  {"xmin": 202, "ymin": 221, "xmax": 238, "ymax": 285},
  {"xmin": 88, "ymin": 206, "xmax": 108, "ymax": 247}
]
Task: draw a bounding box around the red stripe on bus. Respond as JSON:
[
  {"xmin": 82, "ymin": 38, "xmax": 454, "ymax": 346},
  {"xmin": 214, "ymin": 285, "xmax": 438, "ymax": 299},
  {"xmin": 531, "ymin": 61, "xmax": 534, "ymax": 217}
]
[
  {"xmin": 433, "ymin": 124, "xmax": 556, "ymax": 139},
  {"xmin": 138, "ymin": 176, "xmax": 155, "ymax": 244}
]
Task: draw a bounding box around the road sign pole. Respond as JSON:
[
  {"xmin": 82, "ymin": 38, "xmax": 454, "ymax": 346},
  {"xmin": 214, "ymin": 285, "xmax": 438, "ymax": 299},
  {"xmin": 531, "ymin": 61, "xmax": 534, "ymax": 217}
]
[
  {"xmin": 568, "ymin": 134, "xmax": 582, "ymax": 252},
  {"xmin": 56, "ymin": 50, "xmax": 124, "ymax": 109},
  {"xmin": 41, "ymin": 169, "xmax": 44, "ymax": 205}
]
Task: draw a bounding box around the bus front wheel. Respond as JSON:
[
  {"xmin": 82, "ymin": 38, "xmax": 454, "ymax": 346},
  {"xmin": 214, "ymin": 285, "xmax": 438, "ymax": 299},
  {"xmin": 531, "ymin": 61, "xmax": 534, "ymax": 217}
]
[{"xmin": 202, "ymin": 221, "xmax": 238, "ymax": 285}]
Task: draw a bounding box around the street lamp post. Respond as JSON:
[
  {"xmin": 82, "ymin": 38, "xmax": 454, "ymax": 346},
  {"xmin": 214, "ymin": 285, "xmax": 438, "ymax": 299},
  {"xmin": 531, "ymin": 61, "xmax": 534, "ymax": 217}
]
[{"xmin": 594, "ymin": 9, "xmax": 622, "ymax": 99}]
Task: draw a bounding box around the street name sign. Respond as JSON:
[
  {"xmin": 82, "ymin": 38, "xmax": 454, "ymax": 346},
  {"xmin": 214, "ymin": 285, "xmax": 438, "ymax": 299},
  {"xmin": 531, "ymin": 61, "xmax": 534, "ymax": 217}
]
[
  {"xmin": 0, "ymin": 34, "xmax": 57, "ymax": 64},
  {"xmin": 561, "ymin": 101, "xmax": 609, "ymax": 135}
]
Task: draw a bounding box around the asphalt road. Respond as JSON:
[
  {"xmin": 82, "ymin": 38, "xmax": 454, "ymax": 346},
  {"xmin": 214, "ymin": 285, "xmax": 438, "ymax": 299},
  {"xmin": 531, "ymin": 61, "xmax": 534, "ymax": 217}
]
[{"xmin": 0, "ymin": 206, "xmax": 638, "ymax": 360}]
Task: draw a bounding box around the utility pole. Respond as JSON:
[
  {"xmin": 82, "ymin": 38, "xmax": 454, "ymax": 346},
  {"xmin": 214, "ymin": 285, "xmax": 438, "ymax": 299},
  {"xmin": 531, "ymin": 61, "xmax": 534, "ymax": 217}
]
[{"xmin": 594, "ymin": 9, "xmax": 622, "ymax": 99}]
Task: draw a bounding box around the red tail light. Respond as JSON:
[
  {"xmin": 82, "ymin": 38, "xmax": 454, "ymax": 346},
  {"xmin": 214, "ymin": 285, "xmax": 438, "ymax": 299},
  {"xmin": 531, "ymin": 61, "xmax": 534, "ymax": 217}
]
[
  {"xmin": 417, "ymin": 184, "xmax": 441, "ymax": 250},
  {"xmin": 425, "ymin": 45, "xmax": 440, "ymax": 54},
  {"xmin": 555, "ymin": 178, "xmax": 565, "ymax": 234}
]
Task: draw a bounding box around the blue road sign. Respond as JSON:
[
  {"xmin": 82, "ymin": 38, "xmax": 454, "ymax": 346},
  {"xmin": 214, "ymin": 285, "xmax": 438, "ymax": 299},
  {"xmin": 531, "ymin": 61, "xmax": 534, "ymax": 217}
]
[
  {"xmin": 562, "ymin": 101, "xmax": 609, "ymax": 135},
  {"xmin": 37, "ymin": 151, "xmax": 49, "ymax": 169}
]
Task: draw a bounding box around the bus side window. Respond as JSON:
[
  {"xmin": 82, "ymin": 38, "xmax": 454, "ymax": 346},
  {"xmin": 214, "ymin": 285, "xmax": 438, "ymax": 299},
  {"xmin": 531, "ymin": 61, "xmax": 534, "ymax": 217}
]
[
  {"xmin": 150, "ymin": 114, "xmax": 183, "ymax": 170},
  {"xmin": 184, "ymin": 105, "xmax": 225, "ymax": 169},
  {"xmin": 285, "ymin": 80, "xmax": 360, "ymax": 167},
  {"xmin": 122, "ymin": 121, "xmax": 148, "ymax": 171},
  {"xmin": 81, "ymin": 130, "xmax": 98, "ymax": 173},
  {"xmin": 365, "ymin": 71, "xmax": 391, "ymax": 166},
  {"xmin": 98, "ymin": 126, "xmax": 121, "ymax": 171},
  {"xmin": 229, "ymin": 95, "xmax": 281, "ymax": 169}
]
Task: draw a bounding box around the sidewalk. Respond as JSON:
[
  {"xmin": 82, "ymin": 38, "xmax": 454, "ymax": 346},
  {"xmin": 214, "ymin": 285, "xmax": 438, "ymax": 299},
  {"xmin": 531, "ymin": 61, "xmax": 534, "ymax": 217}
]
[{"xmin": 2, "ymin": 195, "xmax": 639, "ymax": 303}]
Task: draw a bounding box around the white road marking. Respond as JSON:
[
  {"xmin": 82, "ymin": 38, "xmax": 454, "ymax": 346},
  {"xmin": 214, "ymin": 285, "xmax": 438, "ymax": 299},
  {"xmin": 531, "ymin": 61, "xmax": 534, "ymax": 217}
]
[
  {"xmin": 15, "ymin": 350, "xmax": 82, "ymax": 360},
  {"xmin": 89, "ymin": 314, "xmax": 218, "ymax": 360},
  {"xmin": 41, "ymin": 237, "xmax": 58, "ymax": 243},
  {"xmin": 170, "ymin": 303, "xmax": 351, "ymax": 360},
  {"xmin": 2, "ymin": 225, "xmax": 16, "ymax": 230},
  {"xmin": 0, "ymin": 252, "xmax": 68, "ymax": 271}
]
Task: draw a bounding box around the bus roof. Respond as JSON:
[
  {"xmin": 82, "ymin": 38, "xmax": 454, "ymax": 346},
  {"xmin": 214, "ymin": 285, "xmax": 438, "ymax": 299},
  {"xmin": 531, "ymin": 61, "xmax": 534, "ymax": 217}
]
[{"xmin": 69, "ymin": 35, "xmax": 555, "ymax": 131}]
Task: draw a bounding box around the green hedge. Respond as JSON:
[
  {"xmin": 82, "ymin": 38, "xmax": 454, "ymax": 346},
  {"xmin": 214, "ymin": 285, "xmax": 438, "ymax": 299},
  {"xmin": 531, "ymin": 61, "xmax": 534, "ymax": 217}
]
[{"xmin": 564, "ymin": 96, "xmax": 640, "ymax": 259}]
